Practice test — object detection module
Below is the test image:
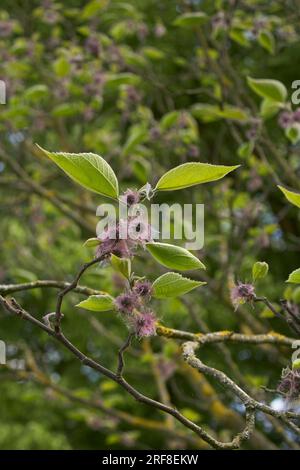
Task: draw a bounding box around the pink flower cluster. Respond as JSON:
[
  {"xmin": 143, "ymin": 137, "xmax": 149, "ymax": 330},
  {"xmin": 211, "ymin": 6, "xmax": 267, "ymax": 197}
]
[
  {"xmin": 96, "ymin": 189, "xmax": 153, "ymax": 260},
  {"xmin": 128, "ymin": 311, "xmax": 157, "ymax": 338},
  {"xmin": 120, "ymin": 189, "xmax": 140, "ymax": 207},
  {"xmin": 96, "ymin": 223, "xmax": 133, "ymax": 259},
  {"xmin": 114, "ymin": 280, "xmax": 156, "ymax": 338},
  {"xmin": 96, "ymin": 189, "xmax": 156, "ymax": 337},
  {"xmin": 96, "ymin": 221, "xmax": 153, "ymax": 263},
  {"xmin": 278, "ymin": 109, "xmax": 300, "ymax": 129},
  {"xmin": 230, "ymin": 282, "xmax": 255, "ymax": 310}
]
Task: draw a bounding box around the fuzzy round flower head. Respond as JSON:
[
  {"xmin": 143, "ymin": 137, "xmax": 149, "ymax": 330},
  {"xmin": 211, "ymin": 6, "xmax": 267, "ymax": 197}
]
[
  {"xmin": 137, "ymin": 22, "xmax": 149, "ymax": 41},
  {"xmin": 0, "ymin": 20, "xmax": 14, "ymax": 37},
  {"xmin": 111, "ymin": 239, "xmax": 133, "ymax": 259},
  {"xmin": 120, "ymin": 189, "xmax": 140, "ymax": 207},
  {"xmin": 96, "ymin": 238, "xmax": 117, "ymax": 259},
  {"xmin": 154, "ymin": 23, "xmax": 166, "ymax": 38},
  {"xmin": 96, "ymin": 215, "xmax": 153, "ymax": 259},
  {"xmin": 245, "ymin": 127, "xmax": 257, "ymax": 141},
  {"xmin": 150, "ymin": 127, "xmax": 161, "ymax": 140},
  {"xmin": 126, "ymin": 86, "xmax": 141, "ymax": 104},
  {"xmin": 211, "ymin": 11, "xmax": 227, "ymax": 31},
  {"xmin": 187, "ymin": 145, "xmax": 200, "ymax": 158},
  {"xmin": 43, "ymin": 9, "xmax": 60, "ymax": 24},
  {"xmin": 131, "ymin": 311, "xmax": 157, "ymax": 338},
  {"xmin": 245, "ymin": 118, "xmax": 262, "ymax": 141},
  {"xmin": 278, "ymin": 111, "xmax": 294, "ymax": 129},
  {"xmin": 128, "ymin": 216, "xmax": 153, "ymax": 246},
  {"xmin": 85, "ymin": 36, "xmax": 100, "ymax": 56},
  {"xmin": 252, "ymin": 18, "xmax": 267, "ymax": 36},
  {"xmin": 293, "ymin": 108, "xmax": 300, "ymax": 123},
  {"xmin": 96, "ymin": 238, "xmax": 133, "ymax": 259},
  {"xmin": 133, "ymin": 280, "xmax": 153, "ymax": 298},
  {"xmin": 96, "ymin": 221, "xmax": 134, "ymax": 259},
  {"xmin": 114, "ymin": 292, "xmax": 139, "ymax": 314},
  {"xmin": 230, "ymin": 282, "xmax": 255, "ymax": 310},
  {"xmin": 278, "ymin": 367, "xmax": 300, "ymax": 401},
  {"xmin": 98, "ymin": 225, "xmax": 117, "ymax": 243}
]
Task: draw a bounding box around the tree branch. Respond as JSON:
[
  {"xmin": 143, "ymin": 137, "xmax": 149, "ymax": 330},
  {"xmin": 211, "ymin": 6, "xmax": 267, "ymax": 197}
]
[
  {"xmin": 1, "ymin": 294, "xmax": 257, "ymax": 449},
  {"xmin": 116, "ymin": 333, "xmax": 134, "ymax": 378},
  {"xmin": 0, "ymin": 280, "xmax": 103, "ymax": 297}
]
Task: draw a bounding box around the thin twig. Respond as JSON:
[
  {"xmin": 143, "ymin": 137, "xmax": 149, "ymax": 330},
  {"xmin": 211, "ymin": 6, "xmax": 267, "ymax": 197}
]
[
  {"xmin": 116, "ymin": 333, "xmax": 134, "ymax": 378},
  {"xmin": 54, "ymin": 256, "xmax": 104, "ymax": 333}
]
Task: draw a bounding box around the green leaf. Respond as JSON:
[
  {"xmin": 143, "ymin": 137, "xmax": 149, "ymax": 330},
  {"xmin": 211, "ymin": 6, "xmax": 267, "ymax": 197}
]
[
  {"xmin": 51, "ymin": 102, "xmax": 84, "ymax": 118},
  {"xmin": 110, "ymin": 254, "xmax": 131, "ymax": 279},
  {"xmin": 217, "ymin": 106, "xmax": 249, "ymax": 121},
  {"xmin": 142, "ymin": 47, "xmax": 165, "ymax": 61},
  {"xmin": 287, "ymin": 268, "xmax": 300, "ymax": 284},
  {"xmin": 36, "ymin": 145, "xmax": 119, "ymax": 199},
  {"xmin": 76, "ymin": 294, "xmax": 115, "ymax": 312},
  {"xmin": 110, "ymin": 21, "xmax": 133, "ymax": 41},
  {"xmin": 292, "ymin": 359, "xmax": 300, "ymax": 370},
  {"xmin": 83, "ymin": 238, "xmax": 100, "ymax": 248},
  {"xmin": 260, "ymin": 98, "xmax": 282, "ymax": 120},
  {"xmin": 238, "ymin": 142, "xmax": 254, "ymax": 159},
  {"xmin": 191, "ymin": 103, "xmax": 221, "ymax": 123},
  {"xmin": 82, "ymin": 0, "xmax": 109, "ymax": 19},
  {"xmin": 252, "ymin": 261, "xmax": 269, "ymax": 282},
  {"xmin": 258, "ymin": 30, "xmax": 275, "ymax": 54},
  {"xmin": 122, "ymin": 49, "xmax": 148, "ymax": 69},
  {"xmin": 146, "ymin": 242, "xmax": 206, "ymax": 271},
  {"xmin": 247, "ymin": 77, "xmax": 287, "ymax": 103},
  {"xmin": 278, "ymin": 185, "xmax": 300, "ymax": 209},
  {"xmin": 160, "ymin": 111, "xmax": 180, "ymax": 129},
  {"xmin": 53, "ymin": 57, "xmax": 70, "ymax": 78},
  {"xmin": 152, "ymin": 272, "xmax": 206, "ymax": 298},
  {"xmin": 285, "ymin": 124, "xmax": 300, "ymax": 144},
  {"xmin": 155, "ymin": 162, "xmax": 239, "ymax": 191},
  {"xmin": 132, "ymin": 157, "xmax": 150, "ymax": 183},
  {"xmin": 292, "ymin": 287, "xmax": 300, "ymax": 304},
  {"xmin": 122, "ymin": 124, "xmax": 147, "ymax": 157},
  {"xmin": 192, "ymin": 104, "xmax": 248, "ymax": 122},
  {"xmin": 24, "ymin": 84, "xmax": 49, "ymax": 103},
  {"xmin": 11, "ymin": 268, "xmax": 37, "ymax": 283},
  {"xmin": 105, "ymin": 73, "xmax": 141, "ymax": 90},
  {"xmin": 229, "ymin": 28, "xmax": 250, "ymax": 47},
  {"xmin": 173, "ymin": 12, "xmax": 207, "ymax": 28}
]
